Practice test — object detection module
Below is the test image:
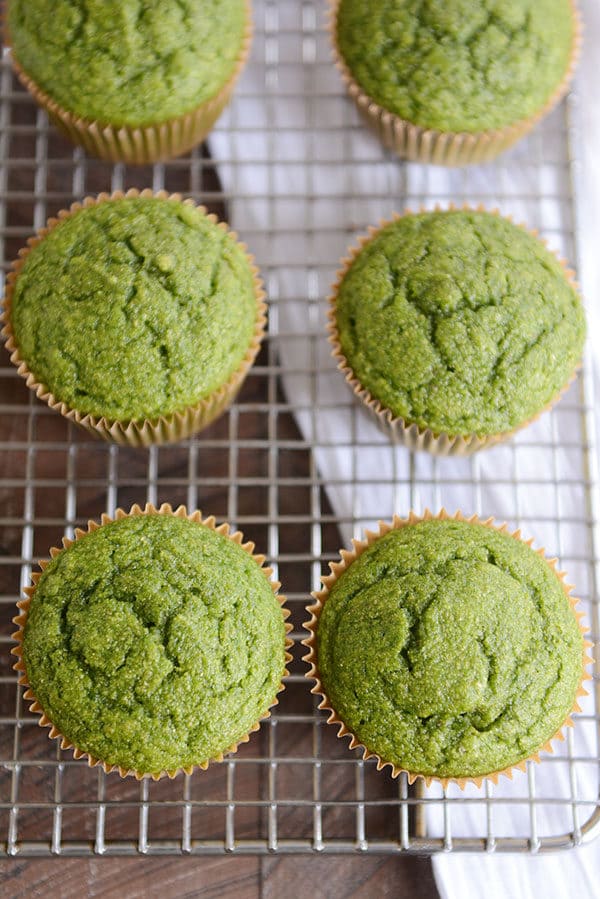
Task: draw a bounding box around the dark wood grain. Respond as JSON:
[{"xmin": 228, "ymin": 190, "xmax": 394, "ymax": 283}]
[
  {"xmin": 1, "ymin": 857, "xmax": 261, "ymax": 899},
  {"xmin": 1, "ymin": 855, "xmax": 438, "ymax": 898},
  {"xmin": 261, "ymin": 856, "xmax": 438, "ymax": 899}
]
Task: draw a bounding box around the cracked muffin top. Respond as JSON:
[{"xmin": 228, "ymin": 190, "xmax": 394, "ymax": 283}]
[
  {"xmin": 8, "ymin": 0, "xmax": 247, "ymax": 127},
  {"xmin": 334, "ymin": 209, "xmax": 585, "ymax": 437},
  {"xmin": 22, "ymin": 513, "xmax": 287, "ymax": 775},
  {"xmin": 316, "ymin": 518, "xmax": 583, "ymax": 779},
  {"xmin": 335, "ymin": 0, "xmax": 575, "ymax": 133},
  {"xmin": 9, "ymin": 196, "xmax": 258, "ymax": 422}
]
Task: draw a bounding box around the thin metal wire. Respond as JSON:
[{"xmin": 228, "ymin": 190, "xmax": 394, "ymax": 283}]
[{"xmin": 0, "ymin": 1, "xmax": 599, "ymax": 857}]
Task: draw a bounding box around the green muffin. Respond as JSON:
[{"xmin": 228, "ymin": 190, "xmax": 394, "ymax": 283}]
[
  {"xmin": 332, "ymin": 209, "xmax": 585, "ymax": 446},
  {"xmin": 6, "ymin": 194, "xmax": 263, "ymax": 439},
  {"xmin": 18, "ymin": 511, "xmax": 287, "ymax": 776},
  {"xmin": 312, "ymin": 517, "xmax": 584, "ymax": 781},
  {"xmin": 8, "ymin": 0, "xmax": 247, "ymax": 128},
  {"xmin": 336, "ymin": 0, "xmax": 574, "ymax": 133},
  {"xmin": 333, "ymin": 0, "xmax": 578, "ymax": 163}
]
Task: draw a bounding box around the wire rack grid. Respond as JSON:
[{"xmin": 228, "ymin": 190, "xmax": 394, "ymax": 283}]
[{"xmin": 0, "ymin": 1, "xmax": 599, "ymax": 857}]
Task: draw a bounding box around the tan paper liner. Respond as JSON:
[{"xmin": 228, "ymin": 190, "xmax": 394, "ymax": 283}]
[
  {"xmin": 5, "ymin": 1, "xmax": 253, "ymax": 164},
  {"xmin": 11, "ymin": 502, "xmax": 293, "ymax": 781},
  {"xmin": 0, "ymin": 188, "xmax": 267, "ymax": 446},
  {"xmin": 328, "ymin": 204, "xmax": 584, "ymax": 456},
  {"xmin": 303, "ymin": 509, "xmax": 593, "ymax": 790},
  {"xmin": 329, "ymin": 0, "xmax": 582, "ymax": 166}
]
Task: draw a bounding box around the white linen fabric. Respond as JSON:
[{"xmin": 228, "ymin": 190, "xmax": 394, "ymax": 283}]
[{"xmin": 210, "ymin": 2, "xmax": 600, "ymax": 894}]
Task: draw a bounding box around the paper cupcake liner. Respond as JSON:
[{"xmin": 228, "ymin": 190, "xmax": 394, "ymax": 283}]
[
  {"xmin": 303, "ymin": 509, "xmax": 593, "ymax": 790},
  {"xmin": 11, "ymin": 502, "xmax": 293, "ymax": 781},
  {"xmin": 328, "ymin": 0, "xmax": 582, "ymax": 166},
  {"xmin": 0, "ymin": 188, "xmax": 267, "ymax": 446},
  {"xmin": 328, "ymin": 204, "xmax": 583, "ymax": 456},
  {"xmin": 5, "ymin": 2, "xmax": 253, "ymax": 164}
]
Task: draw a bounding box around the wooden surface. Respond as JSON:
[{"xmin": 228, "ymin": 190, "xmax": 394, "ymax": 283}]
[{"xmin": 1, "ymin": 855, "xmax": 439, "ymax": 898}]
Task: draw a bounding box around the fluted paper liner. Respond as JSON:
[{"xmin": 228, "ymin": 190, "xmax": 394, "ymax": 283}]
[
  {"xmin": 0, "ymin": 189, "xmax": 267, "ymax": 446},
  {"xmin": 329, "ymin": 0, "xmax": 582, "ymax": 166},
  {"xmin": 11, "ymin": 502, "xmax": 293, "ymax": 781},
  {"xmin": 5, "ymin": 2, "xmax": 252, "ymax": 164},
  {"xmin": 303, "ymin": 509, "xmax": 593, "ymax": 789},
  {"xmin": 328, "ymin": 205, "xmax": 583, "ymax": 456}
]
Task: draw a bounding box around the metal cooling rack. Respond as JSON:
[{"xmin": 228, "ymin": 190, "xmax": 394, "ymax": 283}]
[{"xmin": 0, "ymin": 0, "xmax": 599, "ymax": 856}]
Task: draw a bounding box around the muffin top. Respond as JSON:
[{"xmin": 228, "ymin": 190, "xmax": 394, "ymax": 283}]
[
  {"xmin": 336, "ymin": 0, "xmax": 574, "ymax": 133},
  {"xmin": 10, "ymin": 196, "xmax": 259, "ymax": 422},
  {"xmin": 316, "ymin": 519, "xmax": 583, "ymax": 779},
  {"xmin": 22, "ymin": 513, "xmax": 286, "ymax": 775},
  {"xmin": 8, "ymin": 0, "xmax": 247, "ymax": 127},
  {"xmin": 334, "ymin": 210, "xmax": 585, "ymax": 437}
]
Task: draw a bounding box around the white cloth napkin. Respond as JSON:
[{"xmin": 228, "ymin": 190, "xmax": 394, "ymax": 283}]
[{"xmin": 210, "ymin": 2, "xmax": 600, "ymax": 894}]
